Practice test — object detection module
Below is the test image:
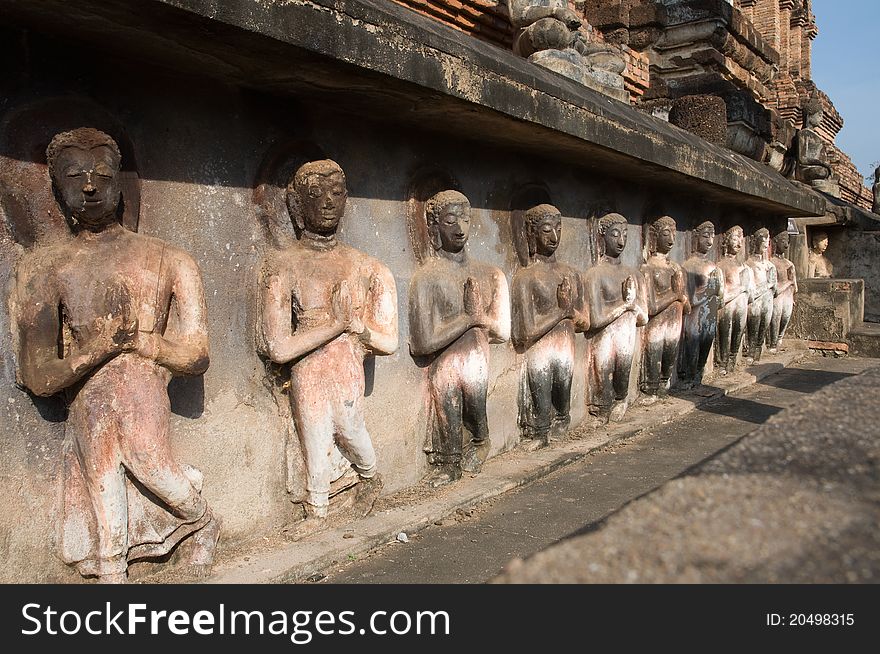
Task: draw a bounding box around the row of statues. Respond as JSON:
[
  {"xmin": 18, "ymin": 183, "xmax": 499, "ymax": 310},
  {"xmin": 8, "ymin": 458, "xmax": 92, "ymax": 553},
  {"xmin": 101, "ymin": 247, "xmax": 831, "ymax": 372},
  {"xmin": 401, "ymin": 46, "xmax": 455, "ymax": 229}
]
[{"xmin": 10, "ymin": 128, "xmax": 798, "ymax": 582}]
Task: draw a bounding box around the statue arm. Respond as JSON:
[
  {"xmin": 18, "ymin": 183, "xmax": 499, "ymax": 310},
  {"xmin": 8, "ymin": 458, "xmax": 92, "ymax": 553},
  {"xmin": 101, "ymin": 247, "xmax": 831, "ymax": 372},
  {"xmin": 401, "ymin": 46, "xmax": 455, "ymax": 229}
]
[
  {"xmin": 13, "ymin": 269, "xmax": 120, "ymax": 396},
  {"xmin": 145, "ymin": 251, "xmax": 210, "ymax": 375},
  {"xmin": 408, "ymin": 276, "xmax": 473, "ymax": 357},
  {"xmin": 791, "ymin": 263, "xmax": 798, "ymax": 293},
  {"xmin": 572, "ymin": 272, "xmax": 590, "ymax": 332},
  {"xmin": 512, "ymin": 274, "xmax": 565, "ymax": 349},
  {"xmin": 360, "ymin": 266, "xmax": 399, "ymax": 356},
  {"xmin": 642, "ymin": 265, "xmax": 680, "ymax": 317},
  {"xmin": 586, "ymin": 273, "xmax": 630, "ymax": 331},
  {"xmin": 486, "ymin": 270, "xmax": 511, "ymax": 344},
  {"xmin": 260, "ymin": 268, "xmax": 346, "ymax": 365},
  {"xmin": 634, "ymin": 274, "xmax": 649, "ymax": 326}
]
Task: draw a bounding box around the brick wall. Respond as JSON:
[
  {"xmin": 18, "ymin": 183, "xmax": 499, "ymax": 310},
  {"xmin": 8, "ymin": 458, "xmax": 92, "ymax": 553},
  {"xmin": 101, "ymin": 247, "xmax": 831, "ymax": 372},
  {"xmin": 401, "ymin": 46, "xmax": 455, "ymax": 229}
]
[
  {"xmin": 622, "ymin": 45, "xmax": 650, "ymax": 102},
  {"xmin": 390, "ymin": 0, "xmax": 514, "ymax": 48}
]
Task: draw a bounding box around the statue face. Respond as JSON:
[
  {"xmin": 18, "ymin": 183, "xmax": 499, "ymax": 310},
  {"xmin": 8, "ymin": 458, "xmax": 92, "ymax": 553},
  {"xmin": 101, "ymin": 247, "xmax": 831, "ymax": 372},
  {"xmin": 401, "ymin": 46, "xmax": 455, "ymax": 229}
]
[
  {"xmin": 53, "ymin": 145, "xmax": 121, "ymax": 227},
  {"xmin": 814, "ymin": 236, "xmax": 828, "ymax": 254},
  {"xmin": 755, "ymin": 232, "xmax": 769, "ymax": 254},
  {"xmin": 434, "ymin": 201, "xmax": 470, "ymax": 253},
  {"xmin": 531, "ymin": 213, "xmax": 561, "ymax": 257},
  {"xmin": 654, "ymin": 223, "xmax": 675, "ymax": 254},
  {"xmin": 299, "ymin": 172, "xmax": 347, "ymax": 235},
  {"xmin": 774, "ymin": 233, "xmax": 789, "ymax": 253},
  {"xmin": 725, "ymin": 229, "xmax": 743, "ymax": 255},
  {"xmin": 602, "ymin": 223, "xmax": 627, "ymax": 258},
  {"xmin": 807, "ymin": 110, "xmax": 823, "ymax": 128},
  {"xmin": 695, "ymin": 229, "xmax": 714, "ymax": 255}
]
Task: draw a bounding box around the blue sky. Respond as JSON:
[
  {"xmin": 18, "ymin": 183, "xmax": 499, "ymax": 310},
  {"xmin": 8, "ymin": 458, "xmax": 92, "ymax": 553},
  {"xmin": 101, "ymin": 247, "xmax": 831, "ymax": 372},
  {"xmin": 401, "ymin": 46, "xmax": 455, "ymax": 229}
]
[{"xmin": 811, "ymin": 0, "xmax": 879, "ymax": 180}]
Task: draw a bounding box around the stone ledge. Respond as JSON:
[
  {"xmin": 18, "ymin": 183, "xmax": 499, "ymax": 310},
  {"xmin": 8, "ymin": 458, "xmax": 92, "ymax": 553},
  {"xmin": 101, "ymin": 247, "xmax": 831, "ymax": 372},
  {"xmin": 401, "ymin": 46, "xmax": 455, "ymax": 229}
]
[
  {"xmin": 176, "ymin": 341, "xmax": 809, "ymax": 585},
  {"xmin": 0, "ymin": 0, "xmax": 823, "ymax": 216}
]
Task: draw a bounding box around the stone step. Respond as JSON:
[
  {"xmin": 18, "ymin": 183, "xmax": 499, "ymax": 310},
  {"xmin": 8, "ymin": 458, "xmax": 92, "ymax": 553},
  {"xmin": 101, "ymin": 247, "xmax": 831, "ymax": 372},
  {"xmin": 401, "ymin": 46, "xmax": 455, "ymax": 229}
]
[{"xmin": 849, "ymin": 321, "xmax": 880, "ymax": 357}]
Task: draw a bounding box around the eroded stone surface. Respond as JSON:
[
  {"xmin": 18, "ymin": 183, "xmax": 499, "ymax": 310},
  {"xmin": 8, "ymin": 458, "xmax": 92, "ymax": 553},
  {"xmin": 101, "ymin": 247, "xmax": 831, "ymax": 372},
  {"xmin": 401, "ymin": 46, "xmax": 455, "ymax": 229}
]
[
  {"xmin": 10, "ymin": 128, "xmax": 219, "ymax": 583},
  {"xmin": 409, "ymin": 190, "xmax": 510, "ymax": 486},
  {"xmin": 511, "ymin": 204, "xmax": 589, "ymax": 445},
  {"xmin": 258, "ymin": 160, "xmax": 398, "ymax": 530},
  {"xmin": 584, "ymin": 213, "xmax": 647, "ymax": 423}
]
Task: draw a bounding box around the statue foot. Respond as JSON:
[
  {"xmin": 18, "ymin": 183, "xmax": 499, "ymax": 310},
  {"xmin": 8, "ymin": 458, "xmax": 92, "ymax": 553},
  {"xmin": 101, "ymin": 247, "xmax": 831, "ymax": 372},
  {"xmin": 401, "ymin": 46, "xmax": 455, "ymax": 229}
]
[
  {"xmin": 461, "ymin": 440, "xmax": 489, "ymax": 474},
  {"xmin": 609, "ymin": 400, "xmax": 628, "ymax": 423},
  {"xmin": 518, "ymin": 437, "xmax": 547, "ymax": 452},
  {"xmin": 97, "ymin": 572, "xmax": 127, "ymax": 584},
  {"xmin": 188, "ymin": 510, "xmax": 222, "ymax": 568},
  {"xmin": 282, "ymin": 515, "xmax": 329, "ymax": 541},
  {"xmin": 352, "ymin": 474, "xmax": 383, "ymax": 518},
  {"xmin": 424, "ymin": 464, "xmax": 462, "ymax": 488},
  {"xmin": 550, "ymin": 416, "xmax": 570, "ymax": 441},
  {"xmin": 638, "ymin": 393, "xmax": 658, "ymax": 407},
  {"xmin": 188, "ymin": 564, "xmax": 213, "ymax": 579}
]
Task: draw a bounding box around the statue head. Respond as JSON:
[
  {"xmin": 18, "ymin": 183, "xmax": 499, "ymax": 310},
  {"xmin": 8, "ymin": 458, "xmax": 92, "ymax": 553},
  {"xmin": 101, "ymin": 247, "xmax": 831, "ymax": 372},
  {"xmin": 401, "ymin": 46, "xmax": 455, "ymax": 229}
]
[
  {"xmin": 693, "ymin": 221, "xmax": 715, "ymax": 255},
  {"xmin": 47, "ymin": 128, "xmax": 122, "ymax": 229},
  {"xmin": 811, "ymin": 230, "xmax": 829, "ymax": 254},
  {"xmin": 648, "ymin": 215, "xmax": 676, "ymax": 255},
  {"xmin": 751, "ymin": 227, "xmax": 770, "ymax": 255},
  {"xmin": 426, "ymin": 189, "xmax": 471, "ymax": 253},
  {"xmin": 597, "ymin": 212, "xmax": 628, "ymax": 259},
  {"xmin": 804, "ymin": 97, "xmax": 823, "ymax": 129},
  {"xmin": 874, "ymin": 165, "xmax": 879, "ymax": 185},
  {"xmin": 720, "ymin": 225, "xmax": 744, "ymax": 256},
  {"xmin": 524, "ymin": 204, "xmax": 562, "ymax": 259},
  {"xmin": 772, "ymin": 231, "xmax": 790, "ymax": 254},
  {"xmin": 288, "ymin": 159, "xmax": 347, "ymax": 236}
]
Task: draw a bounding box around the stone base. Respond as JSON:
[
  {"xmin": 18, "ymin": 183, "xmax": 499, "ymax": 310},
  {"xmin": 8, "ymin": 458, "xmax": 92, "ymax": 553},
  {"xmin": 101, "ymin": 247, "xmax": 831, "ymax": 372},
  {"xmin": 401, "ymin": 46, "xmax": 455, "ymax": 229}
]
[
  {"xmin": 788, "ymin": 278, "xmax": 864, "ymax": 343},
  {"xmin": 528, "ymin": 49, "xmax": 629, "ymax": 103},
  {"xmin": 811, "ymin": 178, "xmax": 841, "ymax": 198}
]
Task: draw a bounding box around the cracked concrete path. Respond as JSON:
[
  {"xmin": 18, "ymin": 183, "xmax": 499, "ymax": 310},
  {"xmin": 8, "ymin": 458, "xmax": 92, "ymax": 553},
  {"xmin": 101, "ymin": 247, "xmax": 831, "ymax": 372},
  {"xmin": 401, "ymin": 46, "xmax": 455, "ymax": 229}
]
[{"xmin": 318, "ymin": 355, "xmax": 879, "ymax": 584}]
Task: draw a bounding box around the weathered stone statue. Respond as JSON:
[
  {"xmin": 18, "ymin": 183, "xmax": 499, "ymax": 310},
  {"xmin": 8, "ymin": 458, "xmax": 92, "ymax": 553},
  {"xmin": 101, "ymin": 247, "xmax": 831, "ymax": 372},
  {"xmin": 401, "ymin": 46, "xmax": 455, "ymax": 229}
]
[
  {"xmin": 715, "ymin": 226, "xmax": 752, "ymax": 375},
  {"xmin": 807, "ymin": 230, "xmax": 833, "ymax": 278},
  {"xmin": 11, "ymin": 128, "xmax": 219, "ymax": 583},
  {"xmin": 743, "ymin": 228, "xmax": 777, "ymax": 363},
  {"xmin": 639, "ymin": 216, "xmax": 690, "ymax": 402},
  {"xmin": 873, "ymin": 166, "xmax": 880, "ymax": 215},
  {"xmin": 583, "ymin": 213, "xmax": 647, "ymax": 423},
  {"xmin": 678, "ymin": 221, "xmax": 723, "ymax": 389},
  {"xmin": 258, "ymin": 160, "xmax": 398, "ymax": 531},
  {"xmin": 767, "ymin": 231, "xmax": 798, "ymax": 353},
  {"xmin": 507, "ymin": 1, "xmax": 626, "ymax": 92},
  {"xmin": 511, "ymin": 204, "xmax": 589, "ymax": 446},
  {"xmin": 409, "ymin": 190, "xmax": 510, "ymax": 486},
  {"xmin": 794, "ymin": 102, "xmax": 839, "ymax": 196}
]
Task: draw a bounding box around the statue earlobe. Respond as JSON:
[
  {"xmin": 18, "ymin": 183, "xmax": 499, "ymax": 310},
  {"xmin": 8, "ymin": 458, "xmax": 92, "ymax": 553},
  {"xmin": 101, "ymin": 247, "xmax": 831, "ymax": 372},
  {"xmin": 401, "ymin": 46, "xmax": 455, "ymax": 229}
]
[
  {"xmin": 429, "ymin": 224, "xmax": 442, "ymax": 251},
  {"xmin": 526, "ymin": 226, "xmax": 537, "ymax": 259},
  {"xmin": 285, "ymin": 184, "xmax": 306, "ymax": 236}
]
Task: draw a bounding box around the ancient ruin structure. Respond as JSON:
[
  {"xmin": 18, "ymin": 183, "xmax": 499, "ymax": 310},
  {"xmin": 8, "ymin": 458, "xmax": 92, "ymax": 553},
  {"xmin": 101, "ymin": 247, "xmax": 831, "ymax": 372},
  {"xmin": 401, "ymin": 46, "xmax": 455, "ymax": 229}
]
[
  {"xmin": 10, "ymin": 128, "xmax": 219, "ymax": 583},
  {"xmin": 584, "ymin": 213, "xmax": 647, "ymax": 422},
  {"xmin": 793, "ymin": 100, "xmax": 839, "ymax": 196},
  {"xmin": 679, "ymin": 221, "xmax": 723, "ymax": 388},
  {"xmin": 806, "ymin": 229, "xmax": 833, "ymax": 278},
  {"xmin": 743, "ymin": 227, "xmax": 778, "ymax": 362},
  {"xmin": 715, "ymin": 226, "xmax": 752, "ymax": 375},
  {"xmin": 507, "ymin": 1, "xmax": 627, "ymax": 99},
  {"xmin": 767, "ymin": 230, "xmax": 797, "ymax": 352},
  {"xmin": 258, "ymin": 160, "xmax": 398, "ymax": 533},
  {"xmin": 639, "ymin": 215, "xmax": 689, "ymax": 401},
  {"xmin": 409, "ymin": 191, "xmax": 510, "ymax": 486},
  {"xmin": 2, "ymin": 0, "xmax": 873, "ymax": 583},
  {"xmin": 511, "ymin": 204, "xmax": 589, "ymax": 445},
  {"xmin": 873, "ymin": 166, "xmax": 879, "ymax": 215}
]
